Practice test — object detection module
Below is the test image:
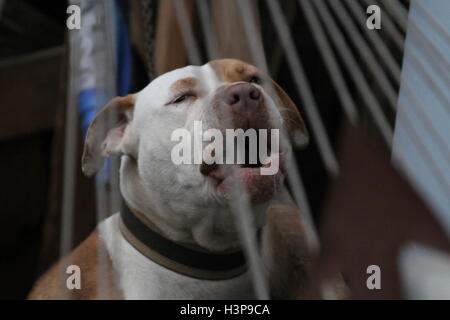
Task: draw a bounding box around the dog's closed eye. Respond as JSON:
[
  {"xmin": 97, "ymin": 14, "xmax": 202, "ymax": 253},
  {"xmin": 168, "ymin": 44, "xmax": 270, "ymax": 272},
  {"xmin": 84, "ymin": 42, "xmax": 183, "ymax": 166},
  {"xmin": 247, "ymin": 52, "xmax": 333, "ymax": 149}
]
[
  {"xmin": 173, "ymin": 95, "xmax": 190, "ymax": 104},
  {"xmin": 167, "ymin": 92, "xmax": 196, "ymax": 105}
]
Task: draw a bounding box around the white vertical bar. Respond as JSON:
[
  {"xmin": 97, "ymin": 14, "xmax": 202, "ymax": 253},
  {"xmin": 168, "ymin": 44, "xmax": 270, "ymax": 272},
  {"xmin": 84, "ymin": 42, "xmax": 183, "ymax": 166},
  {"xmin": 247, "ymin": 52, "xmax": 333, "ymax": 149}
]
[
  {"xmin": 240, "ymin": 0, "xmax": 320, "ymax": 252},
  {"xmin": 60, "ymin": 18, "xmax": 78, "ymax": 273},
  {"xmin": 173, "ymin": 0, "xmax": 270, "ymax": 299},
  {"xmin": 229, "ymin": 183, "xmax": 270, "ymax": 300}
]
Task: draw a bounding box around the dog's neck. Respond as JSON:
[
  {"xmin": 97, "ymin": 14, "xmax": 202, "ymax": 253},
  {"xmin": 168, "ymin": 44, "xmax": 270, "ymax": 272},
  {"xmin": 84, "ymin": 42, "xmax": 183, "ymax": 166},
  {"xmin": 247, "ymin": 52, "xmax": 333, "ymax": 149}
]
[
  {"xmin": 119, "ymin": 156, "xmax": 243, "ymax": 251},
  {"xmin": 119, "ymin": 156, "xmax": 193, "ymax": 243}
]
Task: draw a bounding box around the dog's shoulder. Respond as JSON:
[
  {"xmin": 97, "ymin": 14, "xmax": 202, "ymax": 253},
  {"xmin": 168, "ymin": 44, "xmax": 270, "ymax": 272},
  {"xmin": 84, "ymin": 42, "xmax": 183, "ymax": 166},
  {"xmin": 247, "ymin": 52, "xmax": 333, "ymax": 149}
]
[{"xmin": 28, "ymin": 229, "xmax": 122, "ymax": 300}]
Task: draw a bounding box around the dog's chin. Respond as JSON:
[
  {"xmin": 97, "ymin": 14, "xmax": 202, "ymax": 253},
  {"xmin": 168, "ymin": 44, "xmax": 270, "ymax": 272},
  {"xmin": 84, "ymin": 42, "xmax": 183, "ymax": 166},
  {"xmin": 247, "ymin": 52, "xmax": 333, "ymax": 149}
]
[{"xmin": 201, "ymin": 154, "xmax": 285, "ymax": 204}]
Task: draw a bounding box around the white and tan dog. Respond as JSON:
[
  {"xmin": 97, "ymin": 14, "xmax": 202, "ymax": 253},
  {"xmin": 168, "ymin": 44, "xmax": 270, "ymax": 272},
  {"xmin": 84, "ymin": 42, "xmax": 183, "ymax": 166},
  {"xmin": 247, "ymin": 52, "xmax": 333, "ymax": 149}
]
[{"xmin": 29, "ymin": 59, "xmax": 311, "ymax": 300}]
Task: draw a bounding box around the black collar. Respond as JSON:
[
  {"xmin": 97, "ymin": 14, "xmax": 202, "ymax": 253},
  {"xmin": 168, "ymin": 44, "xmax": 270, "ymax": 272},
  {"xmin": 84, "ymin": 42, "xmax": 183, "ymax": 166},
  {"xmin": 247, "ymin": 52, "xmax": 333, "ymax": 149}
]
[{"xmin": 119, "ymin": 202, "xmax": 248, "ymax": 280}]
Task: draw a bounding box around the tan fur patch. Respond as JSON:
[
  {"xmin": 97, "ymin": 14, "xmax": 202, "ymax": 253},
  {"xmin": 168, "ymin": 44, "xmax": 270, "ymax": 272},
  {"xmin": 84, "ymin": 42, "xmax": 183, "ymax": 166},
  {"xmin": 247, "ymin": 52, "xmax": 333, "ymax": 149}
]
[
  {"xmin": 209, "ymin": 59, "xmax": 259, "ymax": 83},
  {"xmin": 28, "ymin": 230, "xmax": 122, "ymax": 300},
  {"xmin": 170, "ymin": 77, "xmax": 198, "ymax": 92}
]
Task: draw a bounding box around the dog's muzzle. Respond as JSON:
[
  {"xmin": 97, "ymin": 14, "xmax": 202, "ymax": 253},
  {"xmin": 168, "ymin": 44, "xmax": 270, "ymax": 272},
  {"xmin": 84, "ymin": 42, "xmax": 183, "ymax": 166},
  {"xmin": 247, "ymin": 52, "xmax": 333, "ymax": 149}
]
[{"xmin": 200, "ymin": 83, "xmax": 284, "ymax": 204}]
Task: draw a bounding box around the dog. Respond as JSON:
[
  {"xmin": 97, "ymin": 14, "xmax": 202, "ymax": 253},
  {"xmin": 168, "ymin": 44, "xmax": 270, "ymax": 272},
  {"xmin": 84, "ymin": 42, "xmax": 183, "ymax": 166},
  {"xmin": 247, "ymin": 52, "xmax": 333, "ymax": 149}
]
[{"xmin": 29, "ymin": 59, "xmax": 312, "ymax": 300}]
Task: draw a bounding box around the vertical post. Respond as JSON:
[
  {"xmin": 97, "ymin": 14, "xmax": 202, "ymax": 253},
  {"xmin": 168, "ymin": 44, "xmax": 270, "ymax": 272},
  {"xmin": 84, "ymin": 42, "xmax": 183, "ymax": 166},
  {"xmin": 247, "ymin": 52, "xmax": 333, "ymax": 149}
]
[{"xmin": 154, "ymin": 0, "xmax": 194, "ymax": 75}]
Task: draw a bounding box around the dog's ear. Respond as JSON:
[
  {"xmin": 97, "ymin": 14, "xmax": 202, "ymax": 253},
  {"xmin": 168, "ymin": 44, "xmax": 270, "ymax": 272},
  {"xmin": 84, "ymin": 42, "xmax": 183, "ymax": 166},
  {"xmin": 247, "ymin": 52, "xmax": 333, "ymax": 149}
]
[
  {"xmin": 82, "ymin": 94, "xmax": 136, "ymax": 177},
  {"xmin": 270, "ymin": 80, "xmax": 309, "ymax": 149}
]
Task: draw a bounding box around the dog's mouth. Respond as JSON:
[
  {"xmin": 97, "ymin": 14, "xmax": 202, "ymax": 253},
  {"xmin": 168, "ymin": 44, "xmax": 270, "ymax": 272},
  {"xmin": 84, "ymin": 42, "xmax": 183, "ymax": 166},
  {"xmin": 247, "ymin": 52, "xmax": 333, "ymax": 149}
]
[{"xmin": 200, "ymin": 142, "xmax": 285, "ymax": 204}]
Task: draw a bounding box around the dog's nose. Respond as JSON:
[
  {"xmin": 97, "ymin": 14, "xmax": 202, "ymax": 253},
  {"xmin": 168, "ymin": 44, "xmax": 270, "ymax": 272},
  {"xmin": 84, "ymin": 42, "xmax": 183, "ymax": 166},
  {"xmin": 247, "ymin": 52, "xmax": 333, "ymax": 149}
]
[{"xmin": 225, "ymin": 83, "xmax": 261, "ymax": 113}]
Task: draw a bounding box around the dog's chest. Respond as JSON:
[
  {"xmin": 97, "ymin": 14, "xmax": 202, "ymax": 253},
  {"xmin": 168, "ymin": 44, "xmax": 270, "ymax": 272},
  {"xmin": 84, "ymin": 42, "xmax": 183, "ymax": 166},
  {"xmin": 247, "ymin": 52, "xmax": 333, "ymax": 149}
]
[{"xmin": 99, "ymin": 214, "xmax": 254, "ymax": 299}]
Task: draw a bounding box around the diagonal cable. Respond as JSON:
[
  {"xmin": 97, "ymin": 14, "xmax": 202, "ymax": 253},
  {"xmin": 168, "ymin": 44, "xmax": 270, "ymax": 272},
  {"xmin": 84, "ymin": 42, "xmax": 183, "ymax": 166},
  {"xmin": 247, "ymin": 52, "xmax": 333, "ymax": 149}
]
[
  {"xmin": 345, "ymin": 0, "xmax": 401, "ymax": 84},
  {"xmin": 312, "ymin": 0, "xmax": 393, "ymax": 147},
  {"xmin": 299, "ymin": 0, "xmax": 359, "ymax": 124},
  {"xmin": 345, "ymin": 0, "xmax": 450, "ymax": 171},
  {"xmin": 264, "ymin": 0, "xmax": 339, "ymax": 176},
  {"xmin": 327, "ymin": 0, "xmax": 399, "ymax": 110}
]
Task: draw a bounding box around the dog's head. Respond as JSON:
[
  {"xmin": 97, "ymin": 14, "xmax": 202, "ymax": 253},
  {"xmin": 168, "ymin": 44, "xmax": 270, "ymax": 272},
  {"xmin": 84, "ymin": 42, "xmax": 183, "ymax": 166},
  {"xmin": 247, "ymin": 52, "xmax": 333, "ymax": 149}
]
[{"xmin": 82, "ymin": 59, "xmax": 308, "ymax": 248}]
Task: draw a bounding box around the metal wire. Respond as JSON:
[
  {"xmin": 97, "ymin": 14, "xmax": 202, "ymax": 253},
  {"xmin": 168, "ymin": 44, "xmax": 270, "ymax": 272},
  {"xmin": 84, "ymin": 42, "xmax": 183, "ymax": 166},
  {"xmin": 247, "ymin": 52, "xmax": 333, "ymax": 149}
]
[
  {"xmin": 371, "ymin": 0, "xmax": 450, "ymax": 88},
  {"xmin": 229, "ymin": 184, "xmax": 270, "ymax": 300},
  {"xmin": 362, "ymin": 0, "xmax": 405, "ymax": 50},
  {"xmin": 264, "ymin": 0, "xmax": 339, "ymax": 177},
  {"xmin": 345, "ymin": 0, "xmax": 401, "ymax": 84},
  {"xmin": 240, "ymin": 0, "xmax": 320, "ymax": 252},
  {"xmin": 90, "ymin": 0, "xmax": 120, "ymax": 300},
  {"xmin": 299, "ymin": 0, "xmax": 359, "ymax": 124},
  {"xmin": 172, "ymin": 0, "xmax": 270, "ymax": 300},
  {"xmin": 327, "ymin": 0, "xmax": 399, "ymax": 110},
  {"xmin": 370, "ymin": 0, "xmax": 450, "ymax": 113},
  {"xmin": 382, "ymin": 0, "xmax": 409, "ymax": 33},
  {"xmin": 312, "ymin": 0, "xmax": 394, "ymax": 147},
  {"xmin": 344, "ymin": 1, "xmax": 450, "ymax": 177},
  {"xmin": 318, "ymin": 0, "xmax": 450, "ymax": 195},
  {"xmin": 208, "ymin": 0, "xmax": 272, "ymax": 300},
  {"xmin": 60, "ymin": 14, "xmax": 79, "ymax": 298},
  {"xmin": 346, "ymin": 0, "xmax": 450, "ymax": 180}
]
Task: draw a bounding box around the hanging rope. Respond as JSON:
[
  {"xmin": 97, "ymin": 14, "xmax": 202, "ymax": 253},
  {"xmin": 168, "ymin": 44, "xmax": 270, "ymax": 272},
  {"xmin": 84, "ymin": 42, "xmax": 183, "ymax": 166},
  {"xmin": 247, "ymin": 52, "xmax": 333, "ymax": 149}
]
[{"xmin": 140, "ymin": 0, "xmax": 158, "ymax": 80}]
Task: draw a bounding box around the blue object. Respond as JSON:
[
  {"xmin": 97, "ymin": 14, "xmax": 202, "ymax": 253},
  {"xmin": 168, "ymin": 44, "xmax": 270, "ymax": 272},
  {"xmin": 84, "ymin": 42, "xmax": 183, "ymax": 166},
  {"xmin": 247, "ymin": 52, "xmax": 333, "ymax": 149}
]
[
  {"xmin": 115, "ymin": 0, "xmax": 133, "ymax": 96},
  {"xmin": 78, "ymin": 88, "xmax": 109, "ymax": 136}
]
